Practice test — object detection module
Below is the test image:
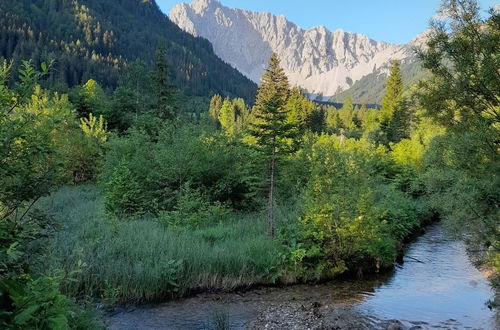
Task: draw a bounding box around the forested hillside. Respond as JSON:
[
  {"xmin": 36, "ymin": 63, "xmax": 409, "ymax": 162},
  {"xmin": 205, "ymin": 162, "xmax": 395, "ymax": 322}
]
[
  {"xmin": 0, "ymin": 0, "xmax": 498, "ymax": 328},
  {"xmin": 0, "ymin": 0, "xmax": 257, "ymax": 101}
]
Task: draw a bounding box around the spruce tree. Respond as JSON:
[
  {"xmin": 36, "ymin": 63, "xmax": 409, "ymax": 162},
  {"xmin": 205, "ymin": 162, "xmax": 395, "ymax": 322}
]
[
  {"xmin": 152, "ymin": 39, "xmax": 177, "ymax": 121},
  {"xmin": 339, "ymin": 97, "xmax": 355, "ymax": 130},
  {"xmin": 380, "ymin": 60, "xmax": 410, "ymax": 143},
  {"xmin": 250, "ymin": 53, "xmax": 296, "ymax": 237},
  {"xmin": 286, "ymin": 87, "xmax": 316, "ymax": 133},
  {"xmin": 380, "ymin": 60, "xmax": 403, "ymax": 122}
]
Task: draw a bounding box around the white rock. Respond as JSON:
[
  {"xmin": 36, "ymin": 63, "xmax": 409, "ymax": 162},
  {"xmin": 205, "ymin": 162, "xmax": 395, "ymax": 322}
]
[{"xmin": 169, "ymin": 0, "xmax": 425, "ymax": 98}]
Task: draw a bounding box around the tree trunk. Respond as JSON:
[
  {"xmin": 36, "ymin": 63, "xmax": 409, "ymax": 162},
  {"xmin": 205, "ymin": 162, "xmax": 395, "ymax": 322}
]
[{"xmin": 267, "ymin": 150, "xmax": 276, "ymax": 237}]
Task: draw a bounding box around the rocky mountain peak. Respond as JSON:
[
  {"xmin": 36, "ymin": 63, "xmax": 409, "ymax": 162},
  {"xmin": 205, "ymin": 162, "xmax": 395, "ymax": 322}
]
[
  {"xmin": 169, "ymin": 0, "xmax": 421, "ymax": 100},
  {"xmin": 191, "ymin": 0, "xmax": 219, "ymax": 13}
]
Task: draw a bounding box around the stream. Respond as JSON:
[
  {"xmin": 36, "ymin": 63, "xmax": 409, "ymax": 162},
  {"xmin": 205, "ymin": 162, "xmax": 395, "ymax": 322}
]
[{"xmin": 106, "ymin": 225, "xmax": 497, "ymax": 329}]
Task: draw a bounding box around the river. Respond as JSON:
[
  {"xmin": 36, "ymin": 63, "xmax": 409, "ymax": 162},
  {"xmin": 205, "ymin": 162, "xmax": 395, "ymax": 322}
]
[{"xmin": 106, "ymin": 225, "xmax": 497, "ymax": 329}]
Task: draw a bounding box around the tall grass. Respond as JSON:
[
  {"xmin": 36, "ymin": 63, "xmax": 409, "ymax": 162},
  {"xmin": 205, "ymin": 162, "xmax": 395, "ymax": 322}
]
[{"xmin": 34, "ymin": 186, "xmax": 283, "ymax": 303}]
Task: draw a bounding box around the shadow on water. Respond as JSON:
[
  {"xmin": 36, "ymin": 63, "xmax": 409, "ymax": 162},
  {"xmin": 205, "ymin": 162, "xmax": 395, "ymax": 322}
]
[{"xmin": 106, "ymin": 225, "xmax": 496, "ymax": 329}]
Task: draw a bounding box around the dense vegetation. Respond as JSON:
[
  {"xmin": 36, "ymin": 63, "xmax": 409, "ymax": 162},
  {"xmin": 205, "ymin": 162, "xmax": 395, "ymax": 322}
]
[
  {"xmin": 0, "ymin": 0, "xmax": 257, "ymax": 102},
  {"xmin": 0, "ymin": 0, "xmax": 498, "ymax": 328}
]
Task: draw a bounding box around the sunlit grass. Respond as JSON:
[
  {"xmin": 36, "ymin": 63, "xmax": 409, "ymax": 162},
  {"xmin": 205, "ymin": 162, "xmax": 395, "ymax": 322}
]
[{"xmin": 34, "ymin": 186, "xmax": 283, "ymax": 303}]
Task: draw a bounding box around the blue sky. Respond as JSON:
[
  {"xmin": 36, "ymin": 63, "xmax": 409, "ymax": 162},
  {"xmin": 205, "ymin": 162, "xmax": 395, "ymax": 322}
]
[{"xmin": 157, "ymin": 0, "xmax": 498, "ymax": 44}]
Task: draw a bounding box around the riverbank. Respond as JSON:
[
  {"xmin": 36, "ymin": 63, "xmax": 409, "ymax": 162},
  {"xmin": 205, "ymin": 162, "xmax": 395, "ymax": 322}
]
[
  {"xmin": 31, "ymin": 187, "xmax": 497, "ymax": 329},
  {"xmin": 32, "ymin": 185, "xmax": 429, "ymax": 305},
  {"xmin": 32, "ymin": 186, "xmax": 284, "ymax": 304},
  {"xmin": 106, "ymin": 225, "xmax": 497, "ymax": 329}
]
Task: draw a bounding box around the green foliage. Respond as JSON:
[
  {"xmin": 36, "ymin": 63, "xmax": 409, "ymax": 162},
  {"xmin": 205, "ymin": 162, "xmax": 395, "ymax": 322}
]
[
  {"xmin": 416, "ymin": 0, "xmax": 499, "ymax": 270},
  {"xmin": 1, "ymin": 272, "xmax": 104, "ymax": 330},
  {"xmin": 159, "ymin": 185, "xmax": 230, "ymax": 229},
  {"xmin": 6, "ymin": 274, "xmax": 69, "ymax": 330},
  {"xmin": 110, "ymin": 60, "xmax": 154, "ymax": 131},
  {"xmin": 285, "ymin": 88, "xmax": 319, "ymax": 133},
  {"xmin": 216, "ymin": 97, "xmax": 252, "ymax": 137},
  {"xmin": 379, "ymin": 60, "xmax": 413, "ymax": 144},
  {"xmin": 209, "ymin": 94, "xmax": 224, "ymax": 126},
  {"xmin": 2, "ymin": 2, "xmax": 497, "ymax": 322},
  {"xmin": 104, "ymin": 161, "xmax": 147, "ymax": 216},
  {"xmin": 250, "ymin": 53, "xmax": 296, "ymax": 157},
  {"xmin": 58, "ymin": 113, "xmax": 109, "ymax": 184},
  {"xmin": 0, "ymin": 60, "xmax": 104, "ymax": 329},
  {"xmin": 0, "ymin": 0, "xmax": 257, "ymax": 101},
  {"xmin": 35, "ymin": 186, "xmax": 282, "ymax": 302},
  {"xmin": 391, "ymin": 116, "xmax": 445, "ymax": 170},
  {"xmin": 71, "ymin": 79, "xmax": 109, "ymax": 119},
  {"xmin": 287, "ymin": 135, "xmax": 396, "ymax": 278},
  {"xmin": 417, "ymin": 0, "xmax": 499, "ymax": 130},
  {"xmin": 0, "ymin": 61, "xmax": 68, "ymax": 220},
  {"xmin": 103, "ymin": 125, "xmax": 262, "ymax": 217},
  {"xmin": 152, "ymin": 40, "xmax": 178, "ymax": 121},
  {"xmin": 249, "ymin": 53, "xmax": 299, "ymax": 236},
  {"xmin": 275, "ymin": 129, "xmax": 434, "ymax": 280},
  {"xmin": 380, "ymin": 61, "xmax": 403, "ymax": 122},
  {"xmin": 422, "ymin": 126, "xmax": 499, "ymax": 259}
]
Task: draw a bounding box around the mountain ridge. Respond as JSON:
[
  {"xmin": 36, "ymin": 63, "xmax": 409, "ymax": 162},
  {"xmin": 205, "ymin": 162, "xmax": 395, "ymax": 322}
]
[{"xmin": 169, "ymin": 0, "xmax": 426, "ymax": 102}]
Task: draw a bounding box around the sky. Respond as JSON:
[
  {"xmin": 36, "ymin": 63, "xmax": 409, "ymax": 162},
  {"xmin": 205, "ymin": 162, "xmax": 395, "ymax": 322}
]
[{"xmin": 157, "ymin": 0, "xmax": 498, "ymax": 44}]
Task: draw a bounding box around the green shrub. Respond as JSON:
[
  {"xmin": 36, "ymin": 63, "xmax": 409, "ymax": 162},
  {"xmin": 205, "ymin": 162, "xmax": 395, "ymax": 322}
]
[
  {"xmin": 104, "ymin": 161, "xmax": 147, "ymax": 216},
  {"xmin": 0, "ymin": 272, "xmax": 104, "ymax": 330},
  {"xmin": 159, "ymin": 185, "xmax": 230, "ymax": 228},
  {"xmin": 102, "ymin": 125, "xmax": 263, "ymax": 217}
]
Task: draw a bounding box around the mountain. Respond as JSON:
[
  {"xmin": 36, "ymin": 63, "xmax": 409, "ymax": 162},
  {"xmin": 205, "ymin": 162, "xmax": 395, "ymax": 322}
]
[
  {"xmin": 0, "ymin": 0, "xmax": 257, "ymax": 101},
  {"xmin": 169, "ymin": 0, "xmax": 427, "ymax": 103},
  {"xmin": 331, "ymin": 59, "xmax": 428, "ymax": 104}
]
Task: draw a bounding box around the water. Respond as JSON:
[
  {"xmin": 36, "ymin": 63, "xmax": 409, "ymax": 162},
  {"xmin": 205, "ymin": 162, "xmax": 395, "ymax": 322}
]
[
  {"xmin": 106, "ymin": 225, "xmax": 496, "ymax": 329},
  {"xmin": 356, "ymin": 225, "xmax": 495, "ymax": 329}
]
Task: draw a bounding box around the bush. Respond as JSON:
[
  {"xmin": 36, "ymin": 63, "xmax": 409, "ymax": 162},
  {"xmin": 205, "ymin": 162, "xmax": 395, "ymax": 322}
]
[
  {"xmin": 102, "ymin": 125, "xmax": 263, "ymax": 216},
  {"xmin": 280, "ymin": 135, "xmax": 398, "ymax": 280},
  {"xmin": 104, "ymin": 161, "xmax": 147, "ymax": 216},
  {"xmin": 159, "ymin": 185, "xmax": 230, "ymax": 228}
]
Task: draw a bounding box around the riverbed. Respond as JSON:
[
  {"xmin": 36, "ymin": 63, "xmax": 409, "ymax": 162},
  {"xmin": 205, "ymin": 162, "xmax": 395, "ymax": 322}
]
[{"xmin": 106, "ymin": 225, "xmax": 496, "ymax": 329}]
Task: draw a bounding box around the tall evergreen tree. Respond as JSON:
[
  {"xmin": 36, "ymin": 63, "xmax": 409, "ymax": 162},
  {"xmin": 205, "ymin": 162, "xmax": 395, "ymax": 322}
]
[
  {"xmin": 338, "ymin": 97, "xmax": 355, "ymax": 130},
  {"xmin": 380, "ymin": 60, "xmax": 410, "ymax": 143},
  {"xmin": 380, "ymin": 60, "xmax": 403, "ymax": 122},
  {"xmin": 250, "ymin": 53, "xmax": 296, "ymax": 237},
  {"xmin": 286, "ymin": 87, "xmax": 316, "ymax": 133},
  {"xmin": 152, "ymin": 39, "xmax": 178, "ymax": 121}
]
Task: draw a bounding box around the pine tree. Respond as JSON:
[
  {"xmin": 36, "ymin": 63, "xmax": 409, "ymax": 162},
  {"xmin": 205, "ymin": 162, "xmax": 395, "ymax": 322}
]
[
  {"xmin": 326, "ymin": 106, "xmax": 342, "ymax": 133},
  {"xmin": 286, "ymin": 87, "xmax": 316, "ymax": 133},
  {"xmin": 380, "ymin": 60, "xmax": 410, "ymax": 143},
  {"xmin": 152, "ymin": 39, "xmax": 177, "ymax": 121},
  {"xmin": 338, "ymin": 97, "xmax": 355, "ymax": 130},
  {"xmin": 380, "ymin": 60, "xmax": 403, "ymax": 122},
  {"xmin": 250, "ymin": 53, "xmax": 296, "ymax": 237}
]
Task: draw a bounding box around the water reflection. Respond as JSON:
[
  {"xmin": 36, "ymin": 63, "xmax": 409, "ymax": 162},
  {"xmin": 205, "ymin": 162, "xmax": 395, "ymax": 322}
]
[
  {"xmin": 356, "ymin": 225, "xmax": 495, "ymax": 329},
  {"xmin": 106, "ymin": 225, "xmax": 496, "ymax": 329}
]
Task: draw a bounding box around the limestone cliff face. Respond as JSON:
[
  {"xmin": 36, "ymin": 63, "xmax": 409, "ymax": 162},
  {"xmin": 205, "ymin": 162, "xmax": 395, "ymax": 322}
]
[{"xmin": 169, "ymin": 0, "xmax": 423, "ymax": 99}]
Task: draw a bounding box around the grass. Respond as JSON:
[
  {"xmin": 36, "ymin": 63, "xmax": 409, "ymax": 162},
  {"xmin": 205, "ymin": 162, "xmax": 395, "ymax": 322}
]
[
  {"xmin": 208, "ymin": 306, "xmax": 230, "ymax": 330},
  {"xmin": 33, "ymin": 186, "xmax": 283, "ymax": 303}
]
